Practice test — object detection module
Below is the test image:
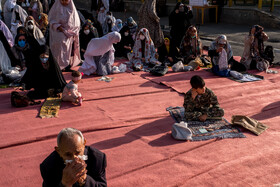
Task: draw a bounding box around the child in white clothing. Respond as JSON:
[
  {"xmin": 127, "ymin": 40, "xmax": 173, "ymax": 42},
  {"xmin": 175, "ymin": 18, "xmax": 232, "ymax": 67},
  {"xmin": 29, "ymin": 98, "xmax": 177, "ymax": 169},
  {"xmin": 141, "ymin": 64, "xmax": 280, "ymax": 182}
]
[{"xmin": 62, "ymin": 71, "xmax": 83, "ymax": 105}]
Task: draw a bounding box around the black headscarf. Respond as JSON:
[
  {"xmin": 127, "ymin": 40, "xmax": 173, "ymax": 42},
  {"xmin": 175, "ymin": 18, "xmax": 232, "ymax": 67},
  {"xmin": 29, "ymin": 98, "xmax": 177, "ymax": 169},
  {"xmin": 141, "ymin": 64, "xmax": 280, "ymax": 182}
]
[{"xmin": 21, "ymin": 45, "xmax": 66, "ymax": 99}]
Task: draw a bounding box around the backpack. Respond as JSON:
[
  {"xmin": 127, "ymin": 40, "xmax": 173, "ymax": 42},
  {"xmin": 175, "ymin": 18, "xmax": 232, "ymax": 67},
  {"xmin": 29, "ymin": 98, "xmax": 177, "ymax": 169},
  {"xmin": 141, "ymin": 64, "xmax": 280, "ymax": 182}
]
[{"xmin": 11, "ymin": 91, "xmax": 41, "ymax": 107}]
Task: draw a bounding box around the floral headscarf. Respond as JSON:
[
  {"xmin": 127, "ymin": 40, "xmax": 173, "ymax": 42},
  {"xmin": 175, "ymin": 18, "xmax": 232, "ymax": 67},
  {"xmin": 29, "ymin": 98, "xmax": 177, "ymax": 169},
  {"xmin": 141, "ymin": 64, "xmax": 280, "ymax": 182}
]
[{"xmin": 133, "ymin": 28, "xmax": 155, "ymax": 62}]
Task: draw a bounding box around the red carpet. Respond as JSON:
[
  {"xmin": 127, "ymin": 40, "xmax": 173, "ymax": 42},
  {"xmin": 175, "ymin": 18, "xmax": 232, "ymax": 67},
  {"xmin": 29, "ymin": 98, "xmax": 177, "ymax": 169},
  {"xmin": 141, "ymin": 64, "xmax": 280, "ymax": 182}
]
[{"xmin": 0, "ymin": 62, "xmax": 280, "ymax": 186}]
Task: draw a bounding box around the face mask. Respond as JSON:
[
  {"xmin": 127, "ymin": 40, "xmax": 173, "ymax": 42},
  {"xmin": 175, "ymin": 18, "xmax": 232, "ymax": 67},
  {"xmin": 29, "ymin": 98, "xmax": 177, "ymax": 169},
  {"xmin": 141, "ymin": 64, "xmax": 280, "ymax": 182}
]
[
  {"xmin": 38, "ymin": 15, "xmax": 41, "ymax": 20},
  {"xmin": 191, "ymin": 35, "xmax": 196, "ymax": 39},
  {"xmin": 140, "ymin": 35, "xmax": 145, "ymax": 40},
  {"xmin": 124, "ymin": 32, "xmax": 129, "ymax": 36},
  {"xmin": 118, "ymin": 23, "xmax": 122, "ymax": 28},
  {"xmin": 18, "ymin": 40, "xmax": 26, "ymax": 47},
  {"xmin": 84, "ymin": 29, "xmax": 90, "ymax": 35},
  {"xmin": 179, "ymin": 7, "xmax": 184, "ymax": 12},
  {"xmin": 28, "ymin": 25, "xmax": 34, "ymax": 30},
  {"xmin": 40, "ymin": 57, "xmax": 48, "ymax": 64},
  {"xmin": 108, "ymin": 21, "xmax": 112, "ymax": 24}
]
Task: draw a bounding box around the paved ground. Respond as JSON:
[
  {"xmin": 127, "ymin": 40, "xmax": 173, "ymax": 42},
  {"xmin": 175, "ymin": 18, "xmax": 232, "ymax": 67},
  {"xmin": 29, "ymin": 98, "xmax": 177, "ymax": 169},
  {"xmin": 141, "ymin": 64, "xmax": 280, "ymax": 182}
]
[{"xmin": 109, "ymin": 10, "xmax": 280, "ymax": 62}]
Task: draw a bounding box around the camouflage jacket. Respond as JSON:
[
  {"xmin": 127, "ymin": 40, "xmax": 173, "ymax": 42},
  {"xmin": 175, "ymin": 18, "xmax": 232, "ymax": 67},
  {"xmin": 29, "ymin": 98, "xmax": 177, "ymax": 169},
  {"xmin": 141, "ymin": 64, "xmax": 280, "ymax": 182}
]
[{"xmin": 183, "ymin": 87, "xmax": 221, "ymax": 120}]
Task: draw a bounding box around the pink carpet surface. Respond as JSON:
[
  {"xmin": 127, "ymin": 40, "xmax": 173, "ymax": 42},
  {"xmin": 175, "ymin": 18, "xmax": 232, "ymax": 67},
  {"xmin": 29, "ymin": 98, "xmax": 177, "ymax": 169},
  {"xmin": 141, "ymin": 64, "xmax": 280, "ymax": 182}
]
[{"xmin": 0, "ymin": 62, "xmax": 280, "ymax": 186}]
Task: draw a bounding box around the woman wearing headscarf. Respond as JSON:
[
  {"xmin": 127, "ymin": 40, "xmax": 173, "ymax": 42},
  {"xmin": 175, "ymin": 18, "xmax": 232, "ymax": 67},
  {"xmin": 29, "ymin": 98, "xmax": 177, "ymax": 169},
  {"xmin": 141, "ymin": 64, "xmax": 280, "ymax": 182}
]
[
  {"xmin": 0, "ymin": 20, "xmax": 14, "ymax": 47},
  {"xmin": 48, "ymin": 0, "xmax": 81, "ymax": 71},
  {"xmin": 97, "ymin": 7, "xmax": 107, "ymax": 25},
  {"xmin": 0, "ymin": 38, "xmax": 26, "ymax": 83},
  {"xmin": 137, "ymin": 0, "xmax": 164, "ymax": 48},
  {"xmin": 123, "ymin": 16, "xmax": 137, "ymax": 39},
  {"xmin": 115, "ymin": 25, "xmax": 134, "ymax": 58},
  {"xmin": 169, "ymin": 3, "xmax": 193, "ymax": 49},
  {"xmin": 28, "ymin": 0, "xmax": 43, "ymax": 23},
  {"xmin": 180, "ymin": 26, "xmax": 202, "ymax": 64},
  {"xmin": 129, "ymin": 28, "xmax": 160, "ymax": 71},
  {"xmin": 172, "ymin": 26, "xmax": 205, "ymax": 72},
  {"xmin": 79, "ymin": 31, "xmax": 121, "ymax": 76},
  {"xmin": 25, "ymin": 19, "xmax": 46, "ymax": 45},
  {"xmin": 3, "ymin": 0, "xmax": 17, "ymax": 29},
  {"xmin": 157, "ymin": 37, "xmax": 180, "ymax": 66},
  {"xmin": 102, "ymin": 15, "xmax": 114, "ymax": 35},
  {"xmin": 10, "ymin": 4, "xmax": 28, "ymax": 38},
  {"xmin": 112, "ymin": 19, "xmax": 122, "ymax": 32},
  {"xmin": 79, "ymin": 19, "xmax": 99, "ymax": 60},
  {"xmin": 38, "ymin": 13, "xmax": 48, "ymax": 35},
  {"xmin": 241, "ymin": 25, "xmax": 272, "ymax": 72},
  {"xmin": 21, "ymin": 45, "xmax": 66, "ymax": 99},
  {"xmin": 209, "ymin": 35, "xmax": 246, "ymax": 77}
]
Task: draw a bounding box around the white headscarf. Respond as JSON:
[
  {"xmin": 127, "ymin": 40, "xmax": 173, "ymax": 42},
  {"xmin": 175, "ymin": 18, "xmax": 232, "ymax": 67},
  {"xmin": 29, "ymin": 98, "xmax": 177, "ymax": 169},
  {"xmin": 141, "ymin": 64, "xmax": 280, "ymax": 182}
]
[
  {"xmin": 25, "ymin": 20, "xmax": 46, "ymax": 45},
  {"xmin": 85, "ymin": 31, "xmax": 121, "ymax": 56},
  {"xmin": 112, "ymin": 19, "xmax": 122, "ymax": 32},
  {"xmin": 97, "ymin": 7, "xmax": 107, "ymax": 25},
  {"xmin": 11, "ymin": 5, "xmax": 28, "ymax": 24},
  {"xmin": 133, "ymin": 28, "xmax": 156, "ymax": 62},
  {"xmin": 79, "ymin": 32, "xmax": 121, "ymax": 75},
  {"xmin": 102, "ymin": 15, "xmax": 114, "ymax": 35}
]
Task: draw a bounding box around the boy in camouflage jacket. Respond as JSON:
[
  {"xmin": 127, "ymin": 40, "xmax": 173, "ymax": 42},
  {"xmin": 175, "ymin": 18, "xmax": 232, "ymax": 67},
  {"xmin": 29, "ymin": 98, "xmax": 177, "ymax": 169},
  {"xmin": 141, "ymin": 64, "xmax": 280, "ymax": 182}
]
[{"xmin": 183, "ymin": 75, "xmax": 224, "ymax": 121}]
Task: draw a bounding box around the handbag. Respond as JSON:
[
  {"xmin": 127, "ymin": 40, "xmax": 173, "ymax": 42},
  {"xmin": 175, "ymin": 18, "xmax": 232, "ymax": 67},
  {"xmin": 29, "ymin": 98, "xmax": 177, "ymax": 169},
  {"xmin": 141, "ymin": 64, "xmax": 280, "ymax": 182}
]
[
  {"xmin": 149, "ymin": 65, "xmax": 169, "ymax": 76},
  {"xmin": 171, "ymin": 121, "xmax": 192, "ymax": 141}
]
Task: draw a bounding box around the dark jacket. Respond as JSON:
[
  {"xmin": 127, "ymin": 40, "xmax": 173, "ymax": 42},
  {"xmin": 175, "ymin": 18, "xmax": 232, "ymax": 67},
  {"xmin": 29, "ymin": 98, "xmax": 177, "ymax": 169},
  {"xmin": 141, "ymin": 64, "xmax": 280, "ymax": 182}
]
[{"xmin": 40, "ymin": 146, "xmax": 107, "ymax": 187}]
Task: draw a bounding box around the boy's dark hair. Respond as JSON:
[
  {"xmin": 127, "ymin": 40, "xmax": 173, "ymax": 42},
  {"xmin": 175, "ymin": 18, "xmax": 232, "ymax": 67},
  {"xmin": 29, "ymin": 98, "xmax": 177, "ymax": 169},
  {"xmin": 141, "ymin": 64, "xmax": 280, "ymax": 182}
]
[
  {"xmin": 72, "ymin": 71, "xmax": 82, "ymax": 77},
  {"xmin": 190, "ymin": 75, "xmax": 205, "ymax": 89},
  {"xmin": 106, "ymin": 11, "xmax": 112, "ymax": 16}
]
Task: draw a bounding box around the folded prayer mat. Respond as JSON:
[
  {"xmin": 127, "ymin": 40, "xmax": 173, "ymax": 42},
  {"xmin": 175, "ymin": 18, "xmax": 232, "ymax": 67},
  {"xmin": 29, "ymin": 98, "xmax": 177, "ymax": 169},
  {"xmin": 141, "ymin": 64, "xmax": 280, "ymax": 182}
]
[
  {"xmin": 39, "ymin": 97, "xmax": 61, "ymax": 118},
  {"xmin": 231, "ymin": 115, "xmax": 268, "ymax": 135}
]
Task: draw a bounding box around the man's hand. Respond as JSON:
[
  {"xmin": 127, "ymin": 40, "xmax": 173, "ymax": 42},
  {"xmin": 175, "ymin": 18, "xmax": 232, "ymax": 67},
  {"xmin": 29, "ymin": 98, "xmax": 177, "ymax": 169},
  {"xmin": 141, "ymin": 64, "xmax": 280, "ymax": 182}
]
[
  {"xmin": 61, "ymin": 158, "xmax": 87, "ymax": 187},
  {"xmin": 191, "ymin": 89, "xmax": 198, "ymax": 100},
  {"xmin": 199, "ymin": 114, "xmax": 207, "ymax": 122}
]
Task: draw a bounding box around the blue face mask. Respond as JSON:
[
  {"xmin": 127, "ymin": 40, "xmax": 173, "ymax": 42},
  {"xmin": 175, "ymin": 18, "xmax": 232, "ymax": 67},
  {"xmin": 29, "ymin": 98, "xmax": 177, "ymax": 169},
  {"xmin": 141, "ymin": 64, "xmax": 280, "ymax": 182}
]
[
  {"xmin": 40, "ymin": 57, "xmax": 49, "ymax": 64},
  {"xmin": 39, "ymin": 15, "xmax": 41, "ymax": 20},
  {"xmin": 118, "ymin": 23, "xmax": 122, "ymax": 28},
  {"xmin": 18, "ymin": 40, "xmax": 26, "ymax": 48},
  {"xmin": 191, "ymin": 35, "xmax": 196, "ymax": 39}
]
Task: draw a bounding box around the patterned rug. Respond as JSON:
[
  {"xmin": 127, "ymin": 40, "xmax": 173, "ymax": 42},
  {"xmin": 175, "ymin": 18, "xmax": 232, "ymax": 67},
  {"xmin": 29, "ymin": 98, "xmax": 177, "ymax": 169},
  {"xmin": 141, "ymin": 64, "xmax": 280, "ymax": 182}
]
[
  {"xmin": 166, "ymin": 106, "xmax": 246, "ymax": 141},
  {"xmin": 204, "ymin": 69, "xmax": 264, "ymax": 83},
  {"xmin": 39, "ymin": 97, "xmax": 61, "ymax": 118}
]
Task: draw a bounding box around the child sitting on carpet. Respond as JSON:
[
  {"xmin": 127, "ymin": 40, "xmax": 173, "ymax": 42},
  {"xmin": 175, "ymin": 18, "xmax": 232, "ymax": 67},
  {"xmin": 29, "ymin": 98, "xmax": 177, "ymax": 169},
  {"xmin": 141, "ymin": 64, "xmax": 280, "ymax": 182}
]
[
  {"xmin": 62, "ymin": 71, "xmax": 83, "ymax": 106},
  {"xmin": 183, "ymin": 75, "xmax": 224, "ymax": 121}
]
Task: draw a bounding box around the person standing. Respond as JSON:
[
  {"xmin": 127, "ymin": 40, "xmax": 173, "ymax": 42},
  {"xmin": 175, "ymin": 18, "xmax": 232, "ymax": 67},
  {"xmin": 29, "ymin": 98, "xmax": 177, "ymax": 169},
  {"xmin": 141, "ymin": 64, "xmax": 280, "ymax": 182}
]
[
  {"xmin": 48, "ymin": 0, "xmax": 81, "ymax": 71},
  {"xmin": 137, "ymin": 0, "xmax": 164, "ymax": 48},
  {"xmin": 169, "ymin": 3, "xmax": 193, "ymax": 49}
]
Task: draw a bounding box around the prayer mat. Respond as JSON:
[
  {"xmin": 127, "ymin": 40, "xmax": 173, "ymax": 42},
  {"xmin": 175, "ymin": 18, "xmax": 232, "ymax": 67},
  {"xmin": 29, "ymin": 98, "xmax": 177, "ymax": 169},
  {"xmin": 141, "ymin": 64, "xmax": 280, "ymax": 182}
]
[
  {"xmin": 97, "ymin": 76, "xmax": 115, "ymax": 82},
  {"xmin": 166, "ymin": 106, "xmax": 246, "ymax": 141},
  {"xmin": 204, "ymin": 69, "xmax": 264, "ymax": 83},
  {"xmin": 39, "ymin": 97, "xmax": 61, "ymax": 118},
  {"xmin": 228, "ymin": 73, "xmax": 264, "ymax": 83},
  {"xmin": 0, "ymin": 84, "xmax": 9, "ymax": 88}
]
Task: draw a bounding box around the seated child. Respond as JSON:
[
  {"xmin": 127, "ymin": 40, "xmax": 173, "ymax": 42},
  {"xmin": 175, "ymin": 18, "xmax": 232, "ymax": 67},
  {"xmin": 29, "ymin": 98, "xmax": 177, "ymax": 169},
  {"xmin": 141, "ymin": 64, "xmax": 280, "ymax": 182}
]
[
  {"xmin": 183, "ymin": 75, "xmax": 224, "ymax": 121},
  {"xmin": 62, "ymin": 71, "xmax": 83, "ymax": 105}
]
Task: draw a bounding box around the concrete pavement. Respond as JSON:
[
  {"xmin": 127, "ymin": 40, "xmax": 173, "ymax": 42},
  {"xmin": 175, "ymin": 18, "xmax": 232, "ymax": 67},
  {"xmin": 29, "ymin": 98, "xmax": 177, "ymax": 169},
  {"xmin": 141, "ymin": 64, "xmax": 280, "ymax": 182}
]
[{"xmin": 110, "ymin": 11, "xmax": 280, "ymax": 60}]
